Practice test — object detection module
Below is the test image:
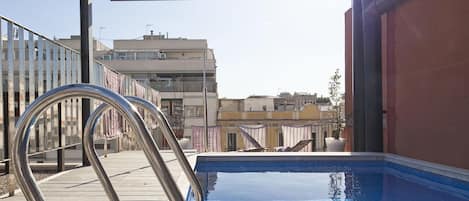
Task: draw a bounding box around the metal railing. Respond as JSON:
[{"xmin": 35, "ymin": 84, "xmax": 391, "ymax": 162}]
[
  {"xmin": 150, "ymin": 80, "xmax": 217, "ymax": 93},
  {"xmin": 0, "ymin": 15, "xmax": 162, "ymax": 196},
  {"xmin": 84, "ymin": 96, "xmax": 203, "ymax": 201},
  {"xmin": 12, "ymin": 84, "xmax": 189, "ymax": 201},
  {"xmin": 0, "ymin": 16, "xmax": 83, "ymax": 165}
]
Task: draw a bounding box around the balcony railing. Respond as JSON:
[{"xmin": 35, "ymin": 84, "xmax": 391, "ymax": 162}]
[
  {"xmin": 151, "ymin": 80, "xmax": 217, "ymax": 93},
  {"xmin": 0, "ymin": 15, "xmax": 161, "ymax": 195}
]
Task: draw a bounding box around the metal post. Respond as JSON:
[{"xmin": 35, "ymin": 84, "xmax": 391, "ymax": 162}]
[
  {"xmin": 202, "ymin": 46, "xmax": 209, "ymax": 152},
  {"xmin": 352, "ymin": 0, "xmax": 384, "ymax": 152},
  {"xmin": 80, "ymin": 0, "xmax": 93, "ymax": 166},
  {"xmin": 362, "ymin": 0, "xmax": 383, "ymax": 152},
  {"xmin": 57, "ymin": 105, "xmax": 65, "ymax": 172},
  {"xmin": 352, "ymin": 0, "xmax": 366, "ymax": 152},
  {"xmin": 6, "ymin": 21, "xmax": 16, "ymax": 196}
]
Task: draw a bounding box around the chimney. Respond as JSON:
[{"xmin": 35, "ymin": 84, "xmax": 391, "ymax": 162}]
[{"xmin": 150, "ymin": 30, "xmax": 154, "ymax": 35}]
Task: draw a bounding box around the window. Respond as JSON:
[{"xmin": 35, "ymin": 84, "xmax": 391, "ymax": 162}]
[
  {"xmin": 161, "ymin": 99, "xmax": 184, "ymax": 128},
  {"xmin": 117, "ymin": 52, "xmax": 128, "ymax": 60},
  {"xmin": 101, "ymin": 55, "xmax": 112, "ymax": 60},
  {"xmin": 278, "ymin": 131, "xmax": 284, "ymax": 146},
  {"xmin": 227, "ymin": 133, "xmax": 237, "ymax": 151},
  {"xmin": 184, "ymin": 105, "xmax": 204, "ymax": 118},
  {"xmin": 115, "ymin": 52, "xmax": 137, "ymax": 60},
  {"xmin": 136, "ymin": 52, "xmax": 158, "ymax": 60},
  {"xmin": 311, "ymin": 132, "xmax": 316, "ymax": 151}
]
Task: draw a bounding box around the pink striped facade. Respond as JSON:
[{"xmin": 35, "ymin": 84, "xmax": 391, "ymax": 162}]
[
  {"xmin": 103, "ymin": 68, "xmax": 122, "ymax": 139},
  {"xmin": 96, "ymin": 68, "xmax": 160, "ymax": 140},
  {"xmin": 134, "ymin": 82, "xmax": 146, "ymax": 98}
]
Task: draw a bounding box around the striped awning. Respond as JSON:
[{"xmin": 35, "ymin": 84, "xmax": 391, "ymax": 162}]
[
  {"xmin": 191, "ymin": 126, "xmax": 222, "ymax": 152},
  {"xmin": 281, "ymin": 125, "xmax": 313, "ymax": 152},
  {"xmin": 239, "ymin": 125, "xmax": 266, "ymax": 149}
]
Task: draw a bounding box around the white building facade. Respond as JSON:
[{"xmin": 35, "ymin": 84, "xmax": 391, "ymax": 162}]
[{"xmin": 60, "ymin": 34, "xmax": 218, "ymax": 142}]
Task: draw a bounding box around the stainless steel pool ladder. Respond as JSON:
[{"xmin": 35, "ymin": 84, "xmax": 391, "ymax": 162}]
[
  {"xmin": 11, "ymin": 84, "xmax": 203, "ymax": 201},
  {"xmin": 83, "ymin": 96, "xmax": 203, "ymax": 201}
]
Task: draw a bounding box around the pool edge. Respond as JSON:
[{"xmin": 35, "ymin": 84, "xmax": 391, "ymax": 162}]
[{"xmin": 181, "ymin": 152, "xmax": 469, "ymax": 200}]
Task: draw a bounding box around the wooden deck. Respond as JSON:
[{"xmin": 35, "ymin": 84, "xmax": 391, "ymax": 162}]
[{"xmin": 1, "ymin": 151, "xmax": 197, "ymax": 201}]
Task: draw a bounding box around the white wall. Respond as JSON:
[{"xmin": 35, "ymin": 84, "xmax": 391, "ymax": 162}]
[{"xmin": 243, "ymin": 98, "xmax": 275, "ymax": 111}]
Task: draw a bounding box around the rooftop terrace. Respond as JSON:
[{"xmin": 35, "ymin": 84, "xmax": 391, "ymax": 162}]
[{"xmin": 1, "ymin": 151, "xmax": 197, "ymax": 201}]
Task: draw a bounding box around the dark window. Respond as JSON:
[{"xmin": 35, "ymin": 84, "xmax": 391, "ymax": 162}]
[
  {"xmin": 227, "ymin": 133, "xmax": 237, "ymax": 151},
  {"xmin": 278, "ymin": 131, "xmax": 284, "ymax": 146}
]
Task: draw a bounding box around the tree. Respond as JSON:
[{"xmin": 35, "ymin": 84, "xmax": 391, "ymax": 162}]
[{"xmin": 328, "ymin": 68, "xmax": 342, "ymax": 139}]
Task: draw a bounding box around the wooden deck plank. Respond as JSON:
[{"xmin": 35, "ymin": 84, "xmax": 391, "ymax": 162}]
[{"xmin": 1, "ymin": 151, "xmax": 196, "ymax": 201}]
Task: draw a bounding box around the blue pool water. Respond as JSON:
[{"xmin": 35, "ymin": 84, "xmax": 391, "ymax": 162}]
[{"xmin": 188, "ymin": 160, "xmax": 469, "ymax": 201}]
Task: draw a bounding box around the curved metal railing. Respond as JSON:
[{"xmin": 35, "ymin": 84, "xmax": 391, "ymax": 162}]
[
  {"xmin": 11, "ymin": 84, "xmax": 183, "ymax": 201},
  {"xmin": 83, "ymin": 96, "xmax": 203, "ymax": 201}
]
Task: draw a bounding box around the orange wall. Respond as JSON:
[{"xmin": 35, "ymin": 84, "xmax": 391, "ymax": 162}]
[
  {"xmin": 382, "ymin": 0, "xmax": 469, "ymax": 169},
  {"xmin": 344, "ymin": 8, "xmax": 353, "ymax": 152}
]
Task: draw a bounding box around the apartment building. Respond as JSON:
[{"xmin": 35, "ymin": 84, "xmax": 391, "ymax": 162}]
[
  {"xmin": 217, "ymin": 94, "xmax": 335, "ymax": 152},
  {"xmin": 59, "ymin": 34, "xmax": 218, "ymax": 143},
  {"xmin": 275, "ymin": 92, "xmax": 317, "ymax": 111}
]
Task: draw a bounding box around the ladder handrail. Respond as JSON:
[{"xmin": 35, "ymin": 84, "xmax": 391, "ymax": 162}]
[
  {"xmin": 83, "ymin": 96, "xmax": 204, "ymax": 201},
  {"xmin": 11, "ymin": 84, "xmax": 183, "ymax": 201}
]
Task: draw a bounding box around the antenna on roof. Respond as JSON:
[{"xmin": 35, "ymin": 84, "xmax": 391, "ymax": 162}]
[{"xmin": 145, "ymin": 24, "xmax": 153, "ymax": 35}]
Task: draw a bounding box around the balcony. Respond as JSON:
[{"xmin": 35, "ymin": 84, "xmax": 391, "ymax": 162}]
[
  {"xmin": 150, "ymin": 80, "xmax": 217, "ymax": 93},
  {"xmin": 98, "ymin": 59, "xmax": 216, "ymax": 73}
]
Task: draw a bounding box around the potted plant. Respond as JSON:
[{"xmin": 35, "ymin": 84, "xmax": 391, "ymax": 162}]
[{"xmin": 325, "ymin": 69, "xmax": 346, "ymax": 152}]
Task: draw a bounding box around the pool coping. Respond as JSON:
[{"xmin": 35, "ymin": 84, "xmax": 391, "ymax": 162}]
[
  {"xmin": 181, "ymin": 152, "xmax": 469, "ymax": 194},
  {"xmin": 180, "ymin": 152, "xmax": 469, "ymax": 201}
]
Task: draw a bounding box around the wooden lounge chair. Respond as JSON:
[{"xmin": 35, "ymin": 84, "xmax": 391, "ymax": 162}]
[
  {"xmin": 238, "ymin": 130, "xmax": 266, "ymax": 152},
  {"xmin": 239, "ymin": 130, "xmax": 313, "ymax": 152},
  {"xmin": 274, "ymin": 139, "xmax": 314, "ymax": 152}
]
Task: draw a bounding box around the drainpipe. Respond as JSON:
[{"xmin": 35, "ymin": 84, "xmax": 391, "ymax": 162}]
[{"xmin": 203, "ymin": 46, "xmax": 209, "ymax": 152}]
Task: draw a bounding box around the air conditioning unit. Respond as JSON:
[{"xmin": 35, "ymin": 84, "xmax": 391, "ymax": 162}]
[{"xmin": 158, "ymin": 52, "xmax": 167, "ymax": 60}]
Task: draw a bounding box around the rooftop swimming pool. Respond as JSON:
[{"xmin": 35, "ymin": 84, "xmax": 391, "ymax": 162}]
[{"xmin": 187, "ymin": 154, "xmax": 469, "ymax": 201}]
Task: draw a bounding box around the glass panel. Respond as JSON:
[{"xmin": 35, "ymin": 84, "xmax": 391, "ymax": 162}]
[
  {"xmin": 27, "ymin": 32, "xmax": 36, "ymax": 152},
  {"xmin": 76, "ymin": 53, "xmax": 82, "ymax": 144},
  {"xmin": 18, "ymin": 27, "xmax": 26, "ymax": 116},
  {"xmin": 52, "ymin": 45, "xmax": 59, "ymax": 148},
  {"xmin": 71, "ymin": 53, "xmax": 77, "ymax": 144},
  {"xmin": 37, "ymin": 37, "xmax": 44, "ymax": 152},
  {"xmin": 7, "ymin": 22, "xmax": 15, "ymax": 160},
  {"xmin": 59, "ymin": 47, "xmax": 65, "ymax": 147},
  {"xmin": 66, "ymin": 49, "xmax": 72, "ymax": 145},
  {"xmin": 45, "ymin": 41, "xmax": 52, "ymax": 149}
]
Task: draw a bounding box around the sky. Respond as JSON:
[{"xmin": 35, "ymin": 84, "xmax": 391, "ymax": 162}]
[{"xmin": 0, "ymin": 0, "xmax": 351, "ymax": 99}]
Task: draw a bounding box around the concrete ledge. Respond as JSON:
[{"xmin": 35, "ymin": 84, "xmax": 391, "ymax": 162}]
[{"xmin": 385, "ymin": 153, "xmax": 469, "ymax": 182}]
